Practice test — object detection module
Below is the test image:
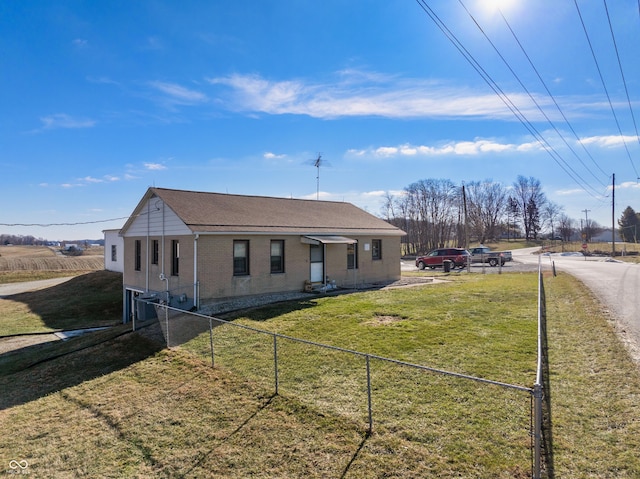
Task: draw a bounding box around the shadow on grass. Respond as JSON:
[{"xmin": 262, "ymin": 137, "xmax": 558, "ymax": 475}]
[
  {"xmin": 219, "ymin": 299, "xmax": 322, "ymax": 323},
  {"xmin": 177, "ymin": 395, "xmax": 278, "ymax": 478},
  {"xmin": 0, "ymin": 326, "xmax": 163, "ymax": 410},
  {"xmin": 5, "ymin": 270, "xmax": 123, "ymax": 331}
]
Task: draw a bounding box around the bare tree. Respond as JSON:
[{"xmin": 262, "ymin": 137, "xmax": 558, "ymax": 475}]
[
  {"xmin": 557, "ymin": 214, "xmax": 575, "ymax": 242},
  {"xmin": 404, "ymin": 179, "xmax": 459, "ymax": 252},
  {"xmin": 464, "ymin": 180, "xmax": 508, "ymax": 243},
  {"xmin": 512, "ymin": 176, "xmax": 547, "ymax": 240},
  {"xmin": 542, "ymin": 202, "xmax": 563, "ymax": 239}
]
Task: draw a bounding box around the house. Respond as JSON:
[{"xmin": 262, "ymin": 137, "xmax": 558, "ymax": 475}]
[
  {"xmin": 119, "ymin": 187, "xmax": 406, "ymax": 323},
  {"xmin": 103, "ymin": 229, "xmax": 124, "ymax": 273}
]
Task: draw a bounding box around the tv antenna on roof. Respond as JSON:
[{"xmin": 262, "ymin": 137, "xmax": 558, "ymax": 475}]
[{"xmin": 308, "ymin": 153, "xmax": 328, "ymax": 200}]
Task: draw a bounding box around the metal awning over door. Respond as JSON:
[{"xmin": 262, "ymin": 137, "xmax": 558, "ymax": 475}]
[{"xmin": 301, "ymin": 235, "xmax": 357, "ymax": 245}]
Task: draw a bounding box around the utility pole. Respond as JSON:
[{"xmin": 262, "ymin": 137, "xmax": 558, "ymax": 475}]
[
  {"xmin": 612, "ymin": 174, "xmax": 615, "ymax": 257},
  {"xmin": 462, "ymin": 183, "xmax": 469, "ymax": 249},
  {"xmin": 582, "ymin": 209, "xmax": 591, "ymax": 242}
]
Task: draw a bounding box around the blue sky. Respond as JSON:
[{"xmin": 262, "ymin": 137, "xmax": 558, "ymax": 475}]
[{"xmin": 2, "ymin": 0, "xmax": 640, "ymax": 240}]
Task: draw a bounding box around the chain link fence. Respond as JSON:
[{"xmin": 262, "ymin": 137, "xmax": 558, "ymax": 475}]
[{"xmin": 134, "ymin": 263, "xmax": 552, "ymax": 478}]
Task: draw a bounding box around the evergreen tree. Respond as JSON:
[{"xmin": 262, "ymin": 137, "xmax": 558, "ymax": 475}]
[{"xmin": 618, "ymin": 206, "xmax": 639, "ymax": 242}]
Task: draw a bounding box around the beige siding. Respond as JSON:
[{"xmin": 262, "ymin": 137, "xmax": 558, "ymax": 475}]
[
  {"xmin": 196, "ymin": 234, "xmax": 401, "ymax": 301},
  {"xmin": 196, "ymin": 235, "xmax": 309, "ymax": 299},
  {"xmin": 125, "ymin": 232, "xmax": 402, "ymax": 303},
  {"xmin": 123, "ymin": 235, "xmax": 194, "ymax": 294}
]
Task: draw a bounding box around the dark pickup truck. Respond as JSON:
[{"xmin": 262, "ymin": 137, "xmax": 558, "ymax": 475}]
[{"xmin": 469, "ymin": 246, "xmax": 512, "ymax": 267}]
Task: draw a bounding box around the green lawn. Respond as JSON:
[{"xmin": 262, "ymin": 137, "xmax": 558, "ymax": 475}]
[
  {"xmin": 0, "ymin": 271, "xmax": 639, "ymax": 477},
  {"xmin": 0, "ymin": 270, "xmax": 123, "ymax": 335}
]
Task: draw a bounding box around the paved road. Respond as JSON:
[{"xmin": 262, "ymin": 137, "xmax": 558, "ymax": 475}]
[
  {"xmin": 513, "ymin": 247, "xmax": 640, "ymax": 364},
  {"xmin": 0, "ymin": 277, "xmax": 74, "ymax": 298}
]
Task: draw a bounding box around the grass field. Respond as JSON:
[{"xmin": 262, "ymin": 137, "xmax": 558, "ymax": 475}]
[
  {"xmin": 0, "ymin": 245, "xmax": 104, "ymax": 280},
  {"xmin": 1, "ymin": 269, "xmax": 639, "ymax": 477}
]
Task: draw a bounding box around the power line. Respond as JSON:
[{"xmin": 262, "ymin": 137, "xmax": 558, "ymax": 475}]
[
  {"xmin": 574, "ymin": 0, "xmax": 639, "ymax": 178},
  {"xmin": 602, "ymin": 0, "xmax": 640, "ymax": 177},
  {"xmin": 456, "ymin": 0, "xmax": 607, "ymax": 194},
  {"xmin": 0, "ymin": 215, "xmax": 133, "ymax": 228},
  {"xmin": 414, "ymin": 0, "xmax": 604, "ymax": 199},
  {"xmin": 496, "ymin": 7, "xmax": 609, "ymax": 181}
]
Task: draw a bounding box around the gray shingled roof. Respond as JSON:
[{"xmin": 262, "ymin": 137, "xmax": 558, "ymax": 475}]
[{"xmin": 129, "ymin": 187, "xmax": 404, "ymax": 235}]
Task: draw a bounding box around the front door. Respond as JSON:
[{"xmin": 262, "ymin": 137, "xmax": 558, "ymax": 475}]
[{"xmin": 310, "ymin": 244, "xmax": 324, "ymax": 283}]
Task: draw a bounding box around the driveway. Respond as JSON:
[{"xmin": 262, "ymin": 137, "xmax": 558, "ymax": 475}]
[
  {"xmin": 0, "ymin": 277, "xmax": 74, "ymax": 298},
  {"xmin": 513, "ymin": 247, "xmax": 640, "ymax": 364}
]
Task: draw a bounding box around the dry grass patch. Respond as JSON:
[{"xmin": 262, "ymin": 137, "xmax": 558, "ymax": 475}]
[
  {"xmin": 0, "ymin": 245, "xmax": 104, "ymax": 273},
  {"xmin": 0, "ymin": 345, "xmax": 366, "ymax": 478},
  {"xmin": 363, "ymin": 314, "xmax": 407, "ymax": 326},
  {"xmin": 545, "ymin": 272, "xmax": 640, "ymax": 477}
]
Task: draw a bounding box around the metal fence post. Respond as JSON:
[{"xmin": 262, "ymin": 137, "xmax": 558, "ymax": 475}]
[
  {"xmin": 209, "ymin": 317, "xmax": 214, "ymax": 368},
  {"xmin": 273, "ymin": 334, "xmax": 279, "ymax": 396},
  {"xmin": 533, "ymin": 382, "xmax": 543, "ymax": 478},
  {"xmin": 366, "ymin": 354, "xmax": 373, "ymax": 435}
]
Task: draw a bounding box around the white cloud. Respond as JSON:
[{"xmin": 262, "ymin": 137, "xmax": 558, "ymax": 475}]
[
  {"xmin": 40, "ymin": 113, "xmax": 96, "ymax": 130},
  {"xmin": 579, "ymin": 135, "xmax": 640, "ymax": 148},
  {"xmin": 80, "ymin": 176, "xmax": 104, "ymax": 183},
  {"xmin": 617, "ymin": 181, "xmax": 640, "ymax": 189},
  {"xmin": 349, "ymin": 138, "xmax": 542, "ymax": 158},
  {"xmin": 149, "ymin": 81, "xmax": 208, "ymax": 105},
  {"xmin": 144, "ymin": 162, "xmax": 167, "ymax": 171},
  {"xmin": 206, "ymin": 72, "xmax": 541, "ymax": 120},
  {"xmin": 72, "ymin": 38, "xmax": 88, "ymax": 48},
  {"xmin": 555, "ymin": 188, "xmax": 585, "ymax": 196},
  {"xmin": 264, "ymin": 152, "xmax": 286, "ymax": 159}
]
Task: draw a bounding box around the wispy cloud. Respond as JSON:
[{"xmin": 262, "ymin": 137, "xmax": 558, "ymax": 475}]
[
  {"xmin": 555, "ymin": 188, "xmax": 585, "ymax": 196},
  {"xmin": 149, "ymin": 81, "xmax": 208, "ymax": 106},
  {"xmin": 616, "ymin": 181, "xmax": 640, "ymax": 189},
  {"xmin": 579, "ymin": 134, "xmax": 640, "ymax": 148},
  {"xmin": 264, "ymin": 152, "xmax": 286, "ymax": 159},
  {"xmin": 206, "ymin": 71, "xmax": 546, "ymax": 120},
  {"xmin": 144, "ymin": 162, "xmax": 167, "ymax": 171},
  {"xmin": 39, "ymin": 113, "xmax": 96, "ymax": 130},
  {"xmin": 347, "ymin": 138, "xmax": 544, "ymax": 158},
  {"xmin": 80, "ymin": 176, "xmax": 104, "ymax": 183},
  {"xmin": 72, "ymin": 38, "xmax": 88, "ymax": 48},
  {"xmin": 143, "ymin": 36, "xmax": 164, "ymax": 51},
  {"xmin": 87, "ymin": 76, "xmax": 121, "ymax": 86}
]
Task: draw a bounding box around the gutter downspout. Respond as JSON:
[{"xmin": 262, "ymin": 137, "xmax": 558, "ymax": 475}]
[
  {"xmin": 161, "ymin": 201, "xmax": 166, "ymax": 288},
  {"xmin": 323, "ymin": 242, "xmax": 327, "ymax": 292},
  {"xmin": 194, "ymin": 234, "xmax": 199, "ymax": 309},
  {"xmin": 145, "ymin": 201, "xmax": 150, "ymax": 291}
]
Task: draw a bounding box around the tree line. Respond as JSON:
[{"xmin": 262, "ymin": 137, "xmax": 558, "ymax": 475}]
[
  {"xmin": 0, "ymin": 234, "xmax": 50, "ymax": 246},
  {"xmin": 380, "ymin": 175, "xmax": 634, "ymax": 255}
]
